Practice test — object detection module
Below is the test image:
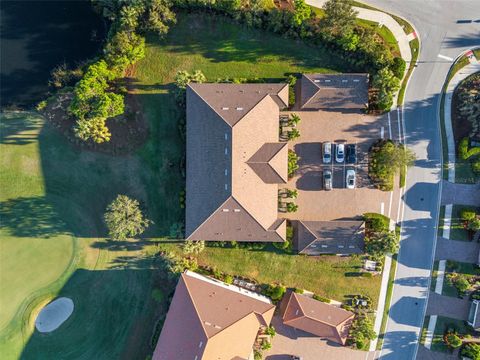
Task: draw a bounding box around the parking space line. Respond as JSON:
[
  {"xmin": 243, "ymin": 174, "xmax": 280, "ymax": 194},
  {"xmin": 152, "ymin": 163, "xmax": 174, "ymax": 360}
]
[
  {"xmin": 380, "ymin": 202, "xmax": 385, "ymax": 215},
  {"xmin": 387, "ymin": 112, "xmax": 392, "ymax": 139}
]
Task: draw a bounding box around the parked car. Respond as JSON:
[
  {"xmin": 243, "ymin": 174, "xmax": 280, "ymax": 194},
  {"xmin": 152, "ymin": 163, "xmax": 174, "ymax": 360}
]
[
  {"xmin": 346, "ymin": 144, "xmax": 357, "ymax": 164},
  {"xmin": 346, "ymin": 169, "xmax": 356, "ymax": 189},
  {"xmin": 335, "ymin": 143, "xmax": 345, "ymax": 163},
  {"xmin": 322, "ymin": 142, "xmax": 332, "ymax": 164},
  {"xmin": 323, "ymin": 169, "xmax": 332, "ymax": 191}
]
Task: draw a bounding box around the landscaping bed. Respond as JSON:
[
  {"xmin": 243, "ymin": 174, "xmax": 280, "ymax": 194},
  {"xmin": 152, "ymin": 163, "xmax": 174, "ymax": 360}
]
[
  {"xmin": 444, "ymin": 260, "xmax": 480, "ymax": 299},
  {"xmin": 431, "ymin": 316, "xmax": 473, "ymax": 353},
  {"xmin": 450, "ymin": 205, "xmax": 480, "ymax": 241}
]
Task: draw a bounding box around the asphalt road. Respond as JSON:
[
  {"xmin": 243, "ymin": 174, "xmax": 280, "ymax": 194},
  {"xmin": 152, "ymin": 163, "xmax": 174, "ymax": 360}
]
[{"xmin": 361, "ymin": 1, "xmax": 480, "ymax": 359}]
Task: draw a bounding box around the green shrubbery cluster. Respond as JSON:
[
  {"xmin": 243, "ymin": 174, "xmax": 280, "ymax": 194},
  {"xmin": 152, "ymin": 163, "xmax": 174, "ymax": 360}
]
[{"xmin": 458, "ymin": 137, "xmax": 480, "ymax": 175}]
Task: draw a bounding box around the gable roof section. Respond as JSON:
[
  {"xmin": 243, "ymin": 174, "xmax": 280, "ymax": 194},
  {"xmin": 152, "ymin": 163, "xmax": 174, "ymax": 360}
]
[
  {"xmin": 300, "ymin": 74, "xmax": 369, "ymax": 111},
  {"xmin": 282, "ymin": 292, "xmax": 355, "ymax": 345},
  {"xmin": 186, "ymin": 83, "xmax": 289, "ymax": 242},
  {"xmin": 153, "ymin": 271, "xmax": 275, "ymax": 360},
  {"xmin": 295, "ymin": 220, "xmax": 365, "ymax": 255}
]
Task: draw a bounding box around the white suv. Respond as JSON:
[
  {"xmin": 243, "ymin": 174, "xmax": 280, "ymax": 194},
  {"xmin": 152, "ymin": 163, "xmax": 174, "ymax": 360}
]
[{"xmin": 335, "ymin": 143, "xmax": 345, "ymax": 163}]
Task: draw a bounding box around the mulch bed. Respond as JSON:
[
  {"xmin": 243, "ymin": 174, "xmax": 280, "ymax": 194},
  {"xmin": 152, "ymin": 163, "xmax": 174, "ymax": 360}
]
[
  {"xmin": 42, "ymin": 88, "xmax": 148, "ymax": 156},
  {"xmin": 451, "ymin": 73, "xmax": 480, "ymax": 145}
]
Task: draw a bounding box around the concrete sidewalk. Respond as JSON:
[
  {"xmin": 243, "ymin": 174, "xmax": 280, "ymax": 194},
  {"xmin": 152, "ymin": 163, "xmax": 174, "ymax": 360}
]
[{"xmin": 444, "ymin": 54, "xmax": 480, "ymax": 182}]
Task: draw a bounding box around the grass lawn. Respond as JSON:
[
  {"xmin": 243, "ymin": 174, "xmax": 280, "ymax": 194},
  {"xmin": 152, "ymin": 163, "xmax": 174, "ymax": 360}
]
[
  {"xmin": 450, "ymin": 205, "xmax": 479, "ymax": 241},
  {"xmin": 438, "ymin": 206, "xmax": 445, "ymax": 236},
  {"xmin": 197, "ymin": 246, "xmax": 380, "ymax": 305},
  {"xmin": 430, "ymin": 260, "xmax": 439, "ymax": 292},
  {"xmin": 0, "ymin": 112, "xmax": 174, "ymax": 359},
  {"xmin": 431, "ymin": 316, "xmax": 471, "ymax": 353}
]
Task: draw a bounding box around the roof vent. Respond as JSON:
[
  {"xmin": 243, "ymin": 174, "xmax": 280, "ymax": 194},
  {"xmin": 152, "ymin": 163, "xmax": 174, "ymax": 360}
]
[
  {"xmin": 214, "ymin": 325, "xmax": 222, "ymax": 329},
  {"xmin": 342, "ymin": 80, "xmax": 348, "ymax": 83},
  {"xmin": 353, "ymin": 79, "xmax": 360, "ymax": 82},
  {"xmin": 321, "ymin": 245, "xmax": 328, "ymax": 248},
  {"xmin": 236, "ymin": 107, "xmax": 244, "ymax": 111},
  {"xmin": 324, "ymin": 79, "xmax": 331, "ymax": 83},
  {"xmin": 198, "ymin": 341, "xmax": 203, "ymax": 348},
  {"xmin": 314, "ymin": 80, "xmax": 320, "ymax": 83},
  {"xmin": 225, "ymin": 169, "xmax": 228, "ymax": 176},
  {"xmin": 222, "ymin": 209, "xmax": 229, "ymax": 212},
  {"xmin": 234, "ymin": 209, "xmax": 240, "ymax": 212},
  {"xmin": 338, "ymin": 245, "xmax": 344, "ymax": 248},
  {"xmin": 222, "ymin": 107, "xmax": 229, "ymax": 110},
  {"xmin": 204, "ymin": 321, "xmax": 211, "ymax": 326},
  {"xmin": 348, "ymin": 245, "xmax": 355, "ymax": 248},
  {"xmin": 295, "ymin": 309, "xmax": 299, "ymax": 315}
]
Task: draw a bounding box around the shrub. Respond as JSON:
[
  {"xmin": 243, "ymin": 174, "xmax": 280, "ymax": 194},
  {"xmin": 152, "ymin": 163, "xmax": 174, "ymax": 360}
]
[
  {"xmin": 455, "ymin": 275, "xmax": 471, "ymax": 294},
  {"xmin": 265, "ymin": 284, "xmax": 286, "ymax": 301},
  {"xmin": 361, "ymin": 272, "xmax": 373, "ymax": 278},
  {"xmin": 365, "ymin": 230, "xmax": 399, "ymax": 257},
  {"xmin": 461, "ymin": 208, "xmax": 477, "ymax": 221},
  {"xmin": 468, "ymin": 218, "xmax": 480, "ymax": 232},
  {"xmin": 36, "ymin": 100, "xmax": 47, "ymax": 111},
  {"xmin": 372, "ymin": 67, "xmax": 400, "ymax": 111},
  {"xmin": 349, "ymin": 315, "xmax": 376, "ymax": 350},
  {"xmin": 287, "ymin": 128, "xmax": 300, "ymax": 140},
  {"xmin": 104, "ymin": 195, "xmax": 151, "ymax": 240},
  {"xmin": 265, "ymin": 325, "xmax": 276, "ymax": 336},
  {"xmin": 182, "ymin": 240, "xmax": 205, "ymax": 255},
  {"xmin": 261, "ymin": 341, "xmax": 272, "ymax": 351},
  {"xmin": 286, "ymin": 75, "xmax": 297, "ymax": 106},
  {"xmin": 391, "ymin": 57, "xmax": 406, "ymax": 79},
  {"xmin": 288, "ymin": 150, "xmax": 299, "ymax": 178},
  {"xmin": 459, "ymin": 137, "xmax": 470, "ymax": 160},
  {"xmin": 444, "ymin": 332, "xmax": 462, "ymax": 349},
  {"xmin": 224, "ymin": 274, "xmax": 234, "ymax": 284},
  {"xmin": 104, "ymin": 30, "xmax": 146, "ymax": 75},
  {"xmin": 272, "ymin": 240, "xmax": 291, "ymax": 251},
  {"xmin": 294, "ymin": 288, "xmax": 304, "ymax": 294},
  {"xmin": 286, "ymin": 202, "xmax": 298, "ymax": 213},
  {"xmin": 363, "ymin": 212, "xmax": 390, "ymax": 232},
  {"xmin": 461, "ymin": 343, "xmax": 480, "ymax": 359},
  {"xmin": 313, "ymin": 294, "xmax": 331, "ymax": 303},
  {"xmin": 253, "ymin": 350, "xmax": 262, "ymax": 360}
]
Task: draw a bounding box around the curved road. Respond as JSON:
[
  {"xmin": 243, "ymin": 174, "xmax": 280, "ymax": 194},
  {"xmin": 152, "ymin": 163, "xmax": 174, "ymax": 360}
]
[{"xmin": 361, "ymin": 1, "xmax": 480, "ymax": 359}]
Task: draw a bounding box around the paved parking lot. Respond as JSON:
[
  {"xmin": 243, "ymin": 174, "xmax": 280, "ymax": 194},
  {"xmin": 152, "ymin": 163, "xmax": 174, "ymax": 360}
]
[
  {"xmin": 265, "ymin": 316, "xmax": 366, "ymax": 360},
  {"xmin": 282, "ymin": 110, "xmax": 401, "ymax": 221}
]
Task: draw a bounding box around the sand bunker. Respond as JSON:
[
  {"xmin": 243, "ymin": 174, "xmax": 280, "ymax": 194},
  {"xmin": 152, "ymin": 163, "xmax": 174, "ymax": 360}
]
[{"xmin": 35, "ymin": 297, "xmax": 74, "ymax": 333}]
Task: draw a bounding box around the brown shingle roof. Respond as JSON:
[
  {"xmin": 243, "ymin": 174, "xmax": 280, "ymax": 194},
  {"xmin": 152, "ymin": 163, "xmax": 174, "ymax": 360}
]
[
  {"xmin": 153, "ymin": 271, "xmax": 275, "ymax": 360},
  {"xmin": 186, "ymin": 83, "xmax": 289, "ymax": 242},
  {"xmin": 295, "ymin": 220, "xmax": 365, "ymax": 255},
  {"xmin": 282, "ymin": 292, "xmax": 355, "ymax": 345},
  {"xmin": 300, "ymin": 74, "xmax": 369, "ymax": 111}
]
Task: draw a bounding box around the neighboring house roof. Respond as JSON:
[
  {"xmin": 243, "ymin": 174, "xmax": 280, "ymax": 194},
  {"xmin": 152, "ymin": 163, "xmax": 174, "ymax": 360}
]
[
  {"xmin": 281, "ymin": 291, "xmax": 355, "ymax": 345},
  {"xmin": 186, "ymin": 83, "xmax": 289, "ymax": 242},
  {"xmin": 153, "ymin": 271, "xmax": 275, "ymax": 360},
  {"xmin": 300, "ymin": 74, "xmax": 369, "ymax": 111},
  {"xmin": 295, "ymin": 220, "xmax": 365, "ymax": 255}
]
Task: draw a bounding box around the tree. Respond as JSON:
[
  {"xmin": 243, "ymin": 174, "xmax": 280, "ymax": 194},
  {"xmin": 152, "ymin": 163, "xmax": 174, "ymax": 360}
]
[
  {"xmin": 288, "ymin": 128, "xmax": 300, "ymax": 140},
  {"xmin": 320, "ymin": 0, "xmax": 358, "ymax": 39},
  {"xmin": 365, "ymin": 230, "xmax": 398, "ymax": 256},
  {"xmin": 391, "ymin": 57, "xmax": 406, "ymax": 79},
  {"xmin": 265, "ymin": 284, "xmax": 286, "ymax": 301},
  {"xmin": 349, "ymin": 315, "xmax": 376, "ymax": 350},
  {"xmin": 105, "ymin": 30, "xmax": 146, "ymax": 75},
  {"xmin": 286, "ymin": 202, "xmax": 298, "ymax": 213},
  {"xmin": 288, "ymin": 150, "xmax": 300, "ymax": 178},
  {"xmin": 292, "ymin": 0, "xmax": 311, "ymax": 27},
  {"xmin": 286, "ymin": 189, "xmax": 298, "ymax": 199},
  {"xmin": 182, "ymin": 240, "xmax": 205, "ymax": 255},
  {"xmin": 372, "ymin": 68, "xmax": 400, "ymax": 111},
  {"xmin": 468, "ymin": 218, "xmax": 480, "ymax": 232},
  {"xmin": 174, "ymin": 69, "xmax": 207, "ymax": 105},
  {"xmin": 462, "ymin": 343, "xmax": 480, "ymax": 360},
  {"xmin": 104, "ymin": 195, "xmax": 151, "ymax": 240},
  {"xmin": 369, "ymin": 140, "xmax": 416, "ymax": 191}
]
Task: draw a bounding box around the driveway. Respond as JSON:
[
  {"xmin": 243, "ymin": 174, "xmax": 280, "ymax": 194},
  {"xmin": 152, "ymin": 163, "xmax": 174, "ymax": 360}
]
[
  {"xmin": 282, "ymin": 110, "xmax": 401, "ymax": 221},
  {"xmin": 441, "ymin": 181, "xmax": 480, "ymax": 206},
  {"xmin": 435, "ymin": 237, "xmax": 479, "ymax": 263},
  {"xmin": 266, "ymin": 316, "xmax": 366, "ymax": 360},
  {"xmin": 425, "ymin": 292, "xmax": 470, "ymax": 320}
]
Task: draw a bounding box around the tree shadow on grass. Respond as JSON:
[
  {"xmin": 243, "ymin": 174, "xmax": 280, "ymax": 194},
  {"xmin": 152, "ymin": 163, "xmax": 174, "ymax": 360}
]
[
  {"xmin": 19, "ymin": 265, "xmax": 175, "ymax": 360},
  {"xmin": 0, "ymin": 112, "xmax": 44, "ymax": 145},
  {"xmin": 0, "ymin": 196, "xmax": 69, "ymax": 238}
]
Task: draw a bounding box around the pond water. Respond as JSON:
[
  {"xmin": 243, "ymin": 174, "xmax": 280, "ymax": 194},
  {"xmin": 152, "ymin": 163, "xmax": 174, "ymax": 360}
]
[{"xmin": 1, "ymin": 0, "xmax": 105, "ymax": 108}]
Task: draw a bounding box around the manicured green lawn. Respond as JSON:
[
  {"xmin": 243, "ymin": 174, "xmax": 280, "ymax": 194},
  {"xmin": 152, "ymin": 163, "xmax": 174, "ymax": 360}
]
[
  {"xmin": 356, "ymin": 18, "xmax": 400, "ymax": 58},
  {"xmin": 431, "ymin": 316, "xmax": 470, "ymax": 353},
  {"xmin": 196, "ymin": 247, "xmax": 381, "ymax": 306},
  {"xmin": 0, "ymin": 112, "xmax": 173, "ymax": 359}
]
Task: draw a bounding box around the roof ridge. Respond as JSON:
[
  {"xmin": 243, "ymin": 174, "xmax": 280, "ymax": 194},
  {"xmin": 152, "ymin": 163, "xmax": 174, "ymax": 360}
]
[
  {"xmin": 230, "ymin": 196, "xmax": 283, "ymax": 236},
  {"xmin": 209, "ymin": 310, "xmax": 267, "ymax": 341},
  {"xmin": 295, "ymin": 293, "xmax": 354, "ymax": 327},
  {"xmin": 301, "ymin": 87, "xmax": 322, "ymax": 109},
  {"xmin": 266, "ymin": 143, "xmax": 288, "ymax": 183},
  {"xmin": 187, "ymin": 84, "xmax": 234, "ymax": 128},
  {"xmin": 298, "ymin": 221, "xmax": 319, "ymax": 241},
  {"xmin": 181, "ymin": 274, "xmax": 210, "ymax": 339}
]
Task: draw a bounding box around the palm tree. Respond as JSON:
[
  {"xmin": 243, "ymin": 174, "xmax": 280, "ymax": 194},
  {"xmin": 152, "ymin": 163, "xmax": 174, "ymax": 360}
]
[
  {"xmin": 288, "ymin": 128, "xmax": 300, "ymax": 141},
  {"xmin": 286, "ymin": 202, "xmax": 298, "ymax": 213},
  {"xmin": 288, "ymin": 113, "xmax": 301, "ymax": 127},
  {"xmin": 287, "ymin": 189, "xmax": 298, "ymax": 199}
]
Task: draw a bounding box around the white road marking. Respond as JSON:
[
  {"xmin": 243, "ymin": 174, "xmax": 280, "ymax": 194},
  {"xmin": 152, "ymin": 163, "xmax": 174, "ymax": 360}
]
[
  {"xmin": 424, "ymin": 315, "xmax": 437, "ymax": 349},
  {"xmin": 388, "ymin": 112, "xmax": 392, "ymax": 139},
  {"xmin": 435, "ymin": 260, "xmax": 446, "ymax": 294},
  {"xmin": 443, "ymin": 204, "xmax": 452, "ymax": 239},
  {"xmin": 438, "ymin": 54, "xmax": 453, "ymax": 61},
  {"xmin": 380, "ymin": 202, "xmax": 385, "ymax": 215},
  {"xmin": 381, "ymin": 126, "xmax": 385, "ymax": 139}
]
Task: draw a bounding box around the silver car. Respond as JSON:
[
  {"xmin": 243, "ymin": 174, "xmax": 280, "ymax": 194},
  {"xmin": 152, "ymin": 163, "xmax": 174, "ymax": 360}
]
[
  {"xmin": 322, "ymin": 142, "xmax": 332, "ymax": 164},
  {"xmin": 346, "ymin": 169, "xmax": 356, "ymax": 189},
  {"xmin": 323, "ymin": 169, "xmax": 332, "ymax": 191},
  {"xmin": 335, "ymin": 143, "xmax": 345, "ymax": 163}
]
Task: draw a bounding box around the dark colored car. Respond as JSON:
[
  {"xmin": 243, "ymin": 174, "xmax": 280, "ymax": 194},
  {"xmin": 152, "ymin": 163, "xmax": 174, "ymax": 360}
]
[
  {"xmin": 346, "ymin": 144, "xmax": 357, "ymax": 164},
  {"xmin": 323, "ymin": 169, "xmax": 332, "ymax": 191}
]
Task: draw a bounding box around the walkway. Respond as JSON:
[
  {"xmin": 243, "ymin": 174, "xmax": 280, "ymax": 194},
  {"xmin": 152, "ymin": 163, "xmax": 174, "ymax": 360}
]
[
  {"xmin": 425, "ymin": 292, "xmax": 470, "ymax": 320},
  {"xmin": 444, "ymin": 55, "xmax": 480, "ymax": 182},
  {"xmin": 435, "ymin": 237, "xmax": 480, "ymax": 263},
  {"xmin": 441, "ymin": 181, "xmax": 480, "ymax": 206}
]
